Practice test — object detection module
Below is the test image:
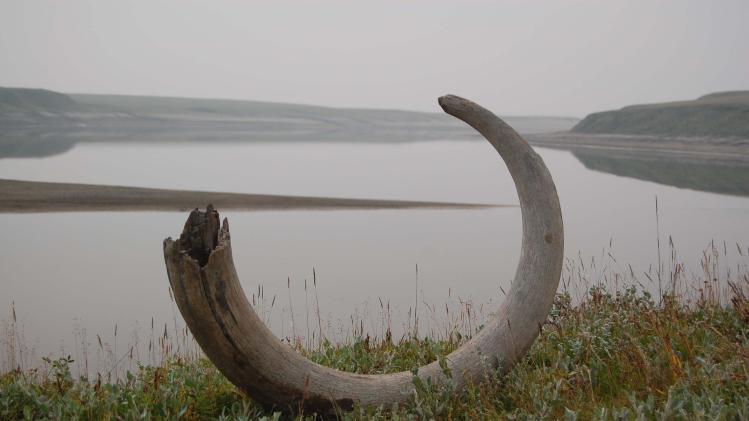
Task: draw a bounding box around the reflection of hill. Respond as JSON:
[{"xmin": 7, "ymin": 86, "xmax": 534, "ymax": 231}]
[
  {"xmin": 573, "ymin": 149, "xmax": 749, "ymax": 197},
  {"xmin": 0, "ymin": 132, "xmax": 76, "ymax": 158}
]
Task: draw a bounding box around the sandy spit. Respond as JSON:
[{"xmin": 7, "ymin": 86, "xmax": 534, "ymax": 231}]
[{"xmin": 0, "ymin": 179, "xmax": 505, "ymax": 213}]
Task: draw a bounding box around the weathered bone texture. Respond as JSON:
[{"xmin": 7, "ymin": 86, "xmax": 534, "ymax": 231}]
[{"xmin": 163, "ymin": 95, "xmax": 563, "ymax": 413}]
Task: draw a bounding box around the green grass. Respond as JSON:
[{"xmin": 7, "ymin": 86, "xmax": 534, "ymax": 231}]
[{"xmin": 2, "ymin": 280, "xmax": 748, "ymax": 420}]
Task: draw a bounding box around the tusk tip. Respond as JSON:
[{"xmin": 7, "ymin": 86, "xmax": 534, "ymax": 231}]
[
  {"xmin": 438, "ymin": 95, "xmax": 486, "ymax": 121},
  {"xmin": 438, "ymin": 94, "xmax": 469, "ymax": 113}
]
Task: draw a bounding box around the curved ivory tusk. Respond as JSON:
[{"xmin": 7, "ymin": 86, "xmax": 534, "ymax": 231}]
[{"xmin": 163, "ymin": 95, "xmax": 563, "ymax": 413}]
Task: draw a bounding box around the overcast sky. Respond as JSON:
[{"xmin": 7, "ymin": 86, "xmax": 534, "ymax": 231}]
[{"xmin": 1, "ymin": 0, "xmax": 747, "ymax": 116}]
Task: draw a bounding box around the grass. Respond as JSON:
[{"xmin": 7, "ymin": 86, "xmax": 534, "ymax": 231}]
[{"xmin": 2, "ymin": 245, "xmax": 748, "ymax": 419}]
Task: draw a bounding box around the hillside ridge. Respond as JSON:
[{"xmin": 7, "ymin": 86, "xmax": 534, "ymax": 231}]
[
  {"xmin": 0, "ymin": 87, "xmax": 83, "ymax": 113},
  {"xmin": 572, "ymin": 91, "xmax": 749, "ymax": 138}
]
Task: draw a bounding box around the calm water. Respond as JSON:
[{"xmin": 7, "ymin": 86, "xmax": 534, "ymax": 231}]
[{"xmin": 1, "ymin": 140, "xmax": 748, "ymax": 373}]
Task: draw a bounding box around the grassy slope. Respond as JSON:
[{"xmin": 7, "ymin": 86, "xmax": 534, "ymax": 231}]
[
  {"xmin": 572, "ymin": 91, "xmax": 749, "ymax": 138},
  {"xmin": 2, "ymin": 282, "xmax": 747, "ymax": 419},
  {"xmin": 0, "ymin": 87, "xmax": 82, "ymax": 114}
]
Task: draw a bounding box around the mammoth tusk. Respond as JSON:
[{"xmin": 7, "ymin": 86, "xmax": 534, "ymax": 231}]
[{"xmin": 162, "ymin": 95, "xmax": 563, "ymax": 413}]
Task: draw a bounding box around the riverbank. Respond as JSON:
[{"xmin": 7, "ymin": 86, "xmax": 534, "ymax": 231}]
[
  {"xmin": 2, "ymin": 280, "xmax": 747, "ymax": 419},
  {"xmin": 0, "ymin": 179, "xmax": 500, "ymax": 213}
]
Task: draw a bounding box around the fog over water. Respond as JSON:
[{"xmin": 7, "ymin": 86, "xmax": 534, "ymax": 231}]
[{"xmin": 1, "ymin": 139, "xmax": 747, "ymax": 373}]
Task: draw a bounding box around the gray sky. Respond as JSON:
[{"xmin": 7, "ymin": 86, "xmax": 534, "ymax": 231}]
[{"xmin": 1, "ymin": 0, "xmax": 747, "ymax": 117}]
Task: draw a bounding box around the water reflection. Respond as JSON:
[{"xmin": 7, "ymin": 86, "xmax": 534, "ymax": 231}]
[
  {"xmin": 573, "ymin": 149, "xmax": 749, "ymax": 197},
  {"xmin": 1, "ymin": 140, "xmax": 747, "ymax": 373},
  {"xmin": 5, "ymin": 128, "xmax": 747, "ymax": 199},
  {"xmin": 0, "ymin": 130, "xmax": 76, "ymax": 158}
]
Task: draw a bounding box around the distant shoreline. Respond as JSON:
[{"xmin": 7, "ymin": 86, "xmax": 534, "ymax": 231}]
[
  {"xmin": 0, "ymin": 179, "xmax": 506, "ymax": 213},
  {"xmin": 0, "ymin": 87, "xmax": 578, "ymax": 159}
]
